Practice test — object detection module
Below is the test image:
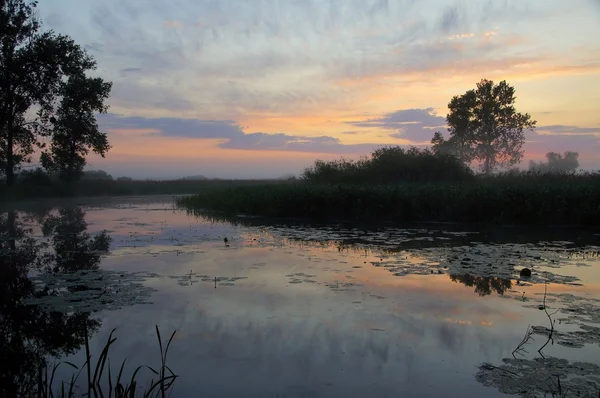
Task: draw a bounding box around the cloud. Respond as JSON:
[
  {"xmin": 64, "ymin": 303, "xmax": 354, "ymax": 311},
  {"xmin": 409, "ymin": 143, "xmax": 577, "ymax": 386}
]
[
  {"xmin": 524, "ymin": 129, "xmax": 599, "ymax": 154},
  {"xmin": 98, "ymin": 113, "xmax": 392, "ymax": 155},
  {"xmin": 221, "ymin": 133, "xmax": 343, "ymax": 152},
  {"xmin": 163, "ymin": 21, "xmax": 183, "ymax": 28},
  {"xmin": 536, "ymin": 125, "xmax": 600, "ymax": 136},
  {"xmin": 99, "ymin": 114, "xmax": 242, "ymax": 139},
  {"xmin": 120, "ymin": 67, "xmax": 142, "ymax": 73},
  {"xmin": 84, "ymin": 43, "xmax": 104, "ymax": 53},
  {"xmin": 340, "ymin": 131, "xmax": 363, "ymax": 135},
  {"xmin": 107, "ymin": 82, "xmax": 194, "ymax": 114},
  {"xmin": 35, "ymin": 0, "xmax": 600, "ymax": 150},
  {"xmin": 347, "ymin": 108, "xmax": 446, "ymax": 141},
  {"xmin": 37, "ymin": 0, "xmax": 587, "ymax": 119},
  {"xmin": 438, "ymin": 5, "xmax": 466, "ymax": 34},
  {"xmin": 523, "ymin": 124, "xmax": 600, "ymax": 168}
]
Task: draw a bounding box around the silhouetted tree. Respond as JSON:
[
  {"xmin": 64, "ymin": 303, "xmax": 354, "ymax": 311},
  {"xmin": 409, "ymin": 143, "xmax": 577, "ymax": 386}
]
[
  {"xmin": 0, "ymin": 0, "xmax": 99, "ymax": 186},
  {"xmin": 529, "ymin": 151, "xmax": 579, "ymax": 174},
  {"xmin": 40, "ymin": 75, "xmax": 112, "ymax": 183},
  {"xmin": 431, "ymin": 79, "xmax": 536, "ymax": 174}
]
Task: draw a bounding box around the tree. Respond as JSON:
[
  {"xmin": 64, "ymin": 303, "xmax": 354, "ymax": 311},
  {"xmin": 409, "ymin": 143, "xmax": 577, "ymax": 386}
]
[
  {"xmin": 40, "ymin": 75, "xmax": 112, "ymax": 183},
  {"xmin": 529, "ymin": 151, "xmax": 579, "ymax": 174},
  {"xmin": 431, "ymin": 79, "xmax": 537, "ymax": 174},
  {"xmin": 0, "ymin": 0, "xmax": 96, "ymax": 185},
  {"xmin": 430, "ymin": 131, "xmax": 474, "ymax": 164},
  {"xmin": 81, "ymin": 169, "xmax": 113, "ymax": 181}
]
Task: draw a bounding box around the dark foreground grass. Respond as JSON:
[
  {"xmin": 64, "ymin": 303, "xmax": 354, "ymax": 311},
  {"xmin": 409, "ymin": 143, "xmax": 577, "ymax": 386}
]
[
  {"xmin": 0, "ymin": 178, "xmax": 290, "ymax": 201},
  {"xmin": 178, "ymin": 175, "xmax": 600, "ymax": 225},
  {"xmin": 30, "ymin": 325, "xmax": 177, "ymax": 398}
]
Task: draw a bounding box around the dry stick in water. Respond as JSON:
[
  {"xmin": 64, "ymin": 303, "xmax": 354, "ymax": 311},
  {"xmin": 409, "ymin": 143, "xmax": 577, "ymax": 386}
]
[
  {"xmin": 84, "ymin": 321, "xmax": 92, "ymax": 397},
  {"xmin": 538, "ymin": 279, "xmax": 560, "ymax": 355},
  {"xmin": 512, "ymin": 324, "xmax": 534, "ymax": 358}
]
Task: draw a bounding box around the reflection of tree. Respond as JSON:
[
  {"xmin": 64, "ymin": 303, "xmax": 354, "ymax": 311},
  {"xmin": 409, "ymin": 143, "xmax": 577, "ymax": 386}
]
[
  {"xmin": 42, "ymin": 207, "xmax": 111, "ymax": 273},
  {"xmin": 449, "ymin": 274, "xmax": 512, "ymax": 296},
  {"xmin": 0, "ymin": 210, "xmax": 102, "ymax": 396}
]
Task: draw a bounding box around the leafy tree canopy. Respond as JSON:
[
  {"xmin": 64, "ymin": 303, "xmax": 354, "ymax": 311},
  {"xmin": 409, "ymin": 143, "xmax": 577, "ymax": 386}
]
[
  {"xmin": 431, "ymin": 79, "xmax": 536, "ymax": 174},
  {"xmin": 1, "ymin": 0, "xmax": 110, "ymax": 185}
]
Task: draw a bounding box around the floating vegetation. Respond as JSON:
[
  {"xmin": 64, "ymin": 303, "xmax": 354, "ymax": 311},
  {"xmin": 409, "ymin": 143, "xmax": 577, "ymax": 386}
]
[
  {"xmin": 409, "ymin": 243, "xmax": 582, "ymax": 285},
  {"xmin": 531, "ymin": 325, "xmax": 600, "ymax": 349},
  {"xmin": 25, "ymin": 269, "xmax": 159, "ymax": 312},
  {"xmin": 477, "ymin": 282, "xmax": 600, "ymax": 397},
  {"xmin": 285, "ymin": 272, "xmax": 318, "ymax": 285},
  {"xmin": 324, "ymin": 281, "xmax": 362, "ymax": 292},
  {"xmin": 476, "ymin": 358, "xmax": 600, "ymax": 398},
  {"xmin": 167, "ymin": 272, "xmax": 249, "ymax": 287}
]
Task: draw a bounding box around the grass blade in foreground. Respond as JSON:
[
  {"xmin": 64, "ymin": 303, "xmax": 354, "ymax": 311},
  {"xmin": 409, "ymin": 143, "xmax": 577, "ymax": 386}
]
[{"xmin": 34, "ymin": 325, "xmax": 178, "ymax": 398}]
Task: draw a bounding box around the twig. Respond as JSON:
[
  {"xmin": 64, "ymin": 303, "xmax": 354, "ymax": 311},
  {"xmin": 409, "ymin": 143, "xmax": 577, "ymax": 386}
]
[
  {"xmin": 538, "ymin": 280, "xmax": 555, "ymax": 355},
  {"xmin": 512, "ymin": 324, "xmax": 534, "ymax": 358}
]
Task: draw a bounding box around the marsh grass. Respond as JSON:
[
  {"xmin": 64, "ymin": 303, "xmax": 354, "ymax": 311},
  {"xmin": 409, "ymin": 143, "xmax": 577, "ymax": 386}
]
[
  {"xmin": 178, "ymin": 172, "xmax": 600, "ymax": 225},
  {"xmin": 33, "ymin": 325, "xmax": 177, "ymax": 398}
]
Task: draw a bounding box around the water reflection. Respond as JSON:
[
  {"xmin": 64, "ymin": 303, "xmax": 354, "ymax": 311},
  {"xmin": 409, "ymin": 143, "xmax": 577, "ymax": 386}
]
[
  {"xmin": 42, "ymin": 207, "xmax": 111, "ymax": 273},
  {"xmin": 2, "ymin": 200, "xmax": 600, "ymax": 397},
  {"xmin": 449, "ymin": 274, "xmax": 513, "ymax": 297},
  {"xmin": 0, "ymin": 210, "xmax": 103, "ymax": 396},
  {"xmin": 183, "ymin": 210, "xmax": 600, "ymax": 396}
]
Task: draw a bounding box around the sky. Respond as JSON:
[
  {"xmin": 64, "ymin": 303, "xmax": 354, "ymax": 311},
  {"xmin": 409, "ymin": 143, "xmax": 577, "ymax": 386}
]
[{"xmin": 37, "ymin": 0, "xmax": 600, "ymax": 179}]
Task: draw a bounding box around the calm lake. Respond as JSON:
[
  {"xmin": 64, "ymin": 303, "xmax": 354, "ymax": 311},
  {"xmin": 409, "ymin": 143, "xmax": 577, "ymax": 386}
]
[{"xmin": 2, "ymin": 196, "xmax": 599, "ymax": 397}]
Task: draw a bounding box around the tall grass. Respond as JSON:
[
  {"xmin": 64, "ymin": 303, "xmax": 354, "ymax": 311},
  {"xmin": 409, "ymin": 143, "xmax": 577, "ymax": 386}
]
[
  {"xmin": 32, "ymin": 325, "xmax": 177, "ymax": 398},
  {"xmin": 177, "ymin": 147, "xmax": 600, "ymax": 225},
  {"xmin": 178, "ymin": 173, "xmax": 600, "ymax": 225}
]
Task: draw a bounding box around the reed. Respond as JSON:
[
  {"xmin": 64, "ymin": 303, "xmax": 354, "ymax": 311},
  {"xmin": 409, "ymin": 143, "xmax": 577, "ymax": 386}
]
[
  {"xmin": 178, "ymin": 173, "xmax": 600, "ymax": 225},
  {"xmin": 32, "ymin": 325, "xmax": 178, "ymax": 398}
]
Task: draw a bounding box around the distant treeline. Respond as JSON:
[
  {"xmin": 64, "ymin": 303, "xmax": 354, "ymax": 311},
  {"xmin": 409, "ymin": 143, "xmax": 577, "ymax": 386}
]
[
  {"xmin": 528, "ymin": 151, "xmax": 580, "ymax": 174},
  {"xmin": 0, "ymin": 170, "xmax": 292, "ymax": 201},
  {"xmin": 300, "ymin": 147, "xmax": 590, "ymax": 185}
]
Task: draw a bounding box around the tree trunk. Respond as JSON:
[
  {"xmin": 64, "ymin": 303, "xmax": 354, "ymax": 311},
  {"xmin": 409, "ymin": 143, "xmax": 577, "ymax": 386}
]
[
  {"xmin": 66, "ymin": 140, "xmax": 77, "ymax": 184},
  {"xmin": 483, "ymin": 157, "xmax": 491, "ymax": 175},
  {"xmin": 5, "ymin": 125, "xmax": 15, "ymax": 186},
  {"xmin": 7, "ymin": 210, "xmax": 16, "ymax": 251}
]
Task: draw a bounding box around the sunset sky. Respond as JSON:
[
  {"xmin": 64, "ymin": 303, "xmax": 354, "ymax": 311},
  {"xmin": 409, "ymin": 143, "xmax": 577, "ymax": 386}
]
[{"xmin": 38, "ymin": 0, "xmax": 600, "ymax": 179}]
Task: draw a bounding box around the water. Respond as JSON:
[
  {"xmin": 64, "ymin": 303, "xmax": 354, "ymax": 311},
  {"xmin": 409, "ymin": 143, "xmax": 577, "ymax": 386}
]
[{"xmin": 2, "ymin": 196, "xmax": 599, "ymax": 397}]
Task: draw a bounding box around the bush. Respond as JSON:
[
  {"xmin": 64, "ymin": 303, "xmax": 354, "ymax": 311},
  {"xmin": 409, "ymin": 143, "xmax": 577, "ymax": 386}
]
[
  {"xmin": 17, "ymin": 168, "xmax": 53, "ymax": 186},
  {"xmin": 301, "ymin": 146, "xmax": 473, "ymax": 184}
]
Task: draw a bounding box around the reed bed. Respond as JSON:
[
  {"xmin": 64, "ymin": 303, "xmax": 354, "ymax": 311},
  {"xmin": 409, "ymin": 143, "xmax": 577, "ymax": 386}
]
[{"xmin": 178, "ymin": 174, "xmax": 600, "ymax": 225}]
